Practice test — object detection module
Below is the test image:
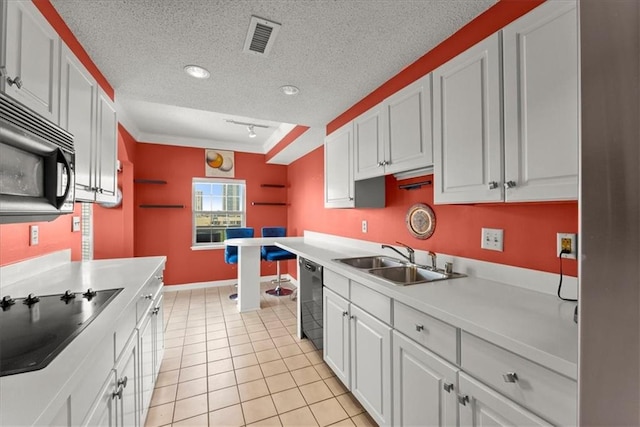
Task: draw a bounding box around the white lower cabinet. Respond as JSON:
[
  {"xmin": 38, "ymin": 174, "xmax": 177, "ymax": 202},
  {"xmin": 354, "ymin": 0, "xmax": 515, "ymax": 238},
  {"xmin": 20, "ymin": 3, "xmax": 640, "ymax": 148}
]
[
  {"xmin": 458, "ymin": 373, "xmax": 551, "ymax": 427},
  {"xmin": 350, "ymin": 304, "xmax": 392, "ymax": 426},
  {"xmin": 85, "ymin": 370, "xmax": 118, "ymax": 427},
  {"xmin": 392, "ymin": 331, "xmax": 459, "ymax": 427},
  {"xmin": 323, "ymin": 285, "xmax": 392, "ymax": 426}
]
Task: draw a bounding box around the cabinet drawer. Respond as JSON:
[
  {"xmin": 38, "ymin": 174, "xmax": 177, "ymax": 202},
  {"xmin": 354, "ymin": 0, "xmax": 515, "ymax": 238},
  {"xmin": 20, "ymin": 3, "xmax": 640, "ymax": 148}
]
[
  {"xmin": 323, "ymin": 269, "xmax": 349, "ymax": 299},
  {"xmin": 136, "ymin": 269, "xmax": 163, "ymax": 322},
  {"xmin": 393, "ymin": 301, "xmax": 458, "ymax": 363},
  {"xmin": 461, "ymin": 331, "xmax": 576, "ymax": 426},
  {"xmin": 350, "ymin": 281, "xmax": 391, "ymax": 324}
]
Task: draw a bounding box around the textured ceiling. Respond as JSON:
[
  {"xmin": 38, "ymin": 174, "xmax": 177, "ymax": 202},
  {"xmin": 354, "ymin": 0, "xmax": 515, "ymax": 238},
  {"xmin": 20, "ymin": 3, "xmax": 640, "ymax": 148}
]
[{"xmin": 51, "ymin": 0, "xmax": 496, "ymax": 164}]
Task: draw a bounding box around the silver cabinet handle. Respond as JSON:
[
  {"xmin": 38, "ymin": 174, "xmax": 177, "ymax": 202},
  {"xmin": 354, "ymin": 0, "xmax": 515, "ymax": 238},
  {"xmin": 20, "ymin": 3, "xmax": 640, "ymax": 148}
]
[
  {"xmin": 488, "ymin": 181, "xmax": 499, "ymax": 190},
  {"xmin": 457, "ymin": 394, "xmax": 469, "ymax": 405},
  {"xmin": 155, "ymin": 275, "xmax": 164, "ymax": 281},
  {"xmin": 383, "ymin": 160, "xmax": 390, "ymax": 166},
  {"xmin": 152, "ymin": 307, "xmax": 160, "ymax": 315},
  {"xmin": 349, "ymin": 315, "xmax": 355, "ymax": 320},
  {"xmin": 502, "ymin": 372, "xmax": 518, "ymax": 383},
  {"xmin": 342, "ymin": 311, "xmax": 349, "ymax": 317},
  {"xmin": 504, "ymin": 180, "xmax": 517, "ymax": 189},
  {"xmin": 377, "ymin": 161, "xmax": 383, "ymax": 167},
  {"xmin": 415, "ymin": 324, "xmax": 424, "ymax": 332},
  {"xmin": 117, "ymin": 376, "xmax": 128, "ymax": 388},
  {"xmin": 144, "ymin": 294, "xmax": 153, "ymax": 300},
  {"xmin": 443, "ymin": 382, "xmax": 454, "ymax": 393},
  {"xmin": 7, "ymin": 75, "xmax": 23, "ymax": 89},
  {"xmin": 348, "ymin": 197, "xmax": 354, "ymax": 201},
  {"xmin": 112, "ymin": 385, "xmax": 123, "ymax": 400}
]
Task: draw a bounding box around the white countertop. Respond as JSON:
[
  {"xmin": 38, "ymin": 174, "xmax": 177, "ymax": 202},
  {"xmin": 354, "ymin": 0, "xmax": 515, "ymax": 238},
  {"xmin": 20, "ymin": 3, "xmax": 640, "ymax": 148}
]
[
  {"xmin": 224, "ymin": 236, "xmax": 304, "ymax": 247},
  {"xmin": 0, "ymin": 256, "xmax": 166, "ymax": 426},
  {"xmin": 277, "ymin": 239, "xmax": 578, "ymax": 380}
]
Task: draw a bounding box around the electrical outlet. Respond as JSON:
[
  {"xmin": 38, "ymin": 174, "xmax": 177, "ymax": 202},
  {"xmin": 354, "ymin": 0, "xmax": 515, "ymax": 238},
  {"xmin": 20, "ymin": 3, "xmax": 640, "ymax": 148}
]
[
  {"xmin": 361, "ymin": 220, "xmax": 368, "ymax": 233},
  {"xmin": 30, "ymin": 225, "xmax": 39, "ymax": 246},
  {"xmin": 557, "ymin": 233, "xmax": 577, "ymax": 259},
  {"xmin": 481, "ymin": 228, "xmax": 504, "ymax": 251},
  {"xmin": 72, "ymin": 216, "xmax": 81, "ymax": 232}
]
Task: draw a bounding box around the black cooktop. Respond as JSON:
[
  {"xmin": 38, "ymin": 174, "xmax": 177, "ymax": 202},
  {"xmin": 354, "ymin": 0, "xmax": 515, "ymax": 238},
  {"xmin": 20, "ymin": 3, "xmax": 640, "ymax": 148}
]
[{"xmin": 0, "ymin": 288, "xmax": 122, "ymax": 376}]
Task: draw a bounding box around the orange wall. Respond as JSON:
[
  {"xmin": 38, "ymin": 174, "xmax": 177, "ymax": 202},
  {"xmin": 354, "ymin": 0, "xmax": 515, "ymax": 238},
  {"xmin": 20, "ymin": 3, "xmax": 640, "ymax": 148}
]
[
  {"xmin": 0, "ymin": 204, "xmax": 82, "ymax": 266},
  {"xmin": 134, "ymin": 143, "xmax": 289, "ymax": 285},
  {"xmin": 288, "ymin": 147, "xmax": 578, "ymax": 277}
]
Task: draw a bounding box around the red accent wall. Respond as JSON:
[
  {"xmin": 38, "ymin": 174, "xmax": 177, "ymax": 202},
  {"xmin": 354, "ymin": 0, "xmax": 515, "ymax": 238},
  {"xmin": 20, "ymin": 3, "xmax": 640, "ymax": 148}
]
[
  {"xmin": 288, "ymin": 147, "xmax": 578, "ymax": 277},
  {"xmin": 0, "ymin": 204, "xmax": 82, "ymax": 266},
  {"xmin": 93, "ymin": 127, "xmax": 136, "ymax": 259},
  {"xmin": 134, "ymin": 143, "xmax": 289, "ymax": 285}
]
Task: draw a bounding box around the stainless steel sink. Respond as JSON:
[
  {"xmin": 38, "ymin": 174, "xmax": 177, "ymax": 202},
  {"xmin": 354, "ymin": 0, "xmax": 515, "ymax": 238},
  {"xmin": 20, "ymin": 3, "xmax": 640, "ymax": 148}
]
[
  {"xmin": 368, "ymin": 265, "xmax": 451, "ymax": 285},
  {"xmin": 335, "ymin": 256, "xmax": 406, "ymax": 269},
  {"xmin": 334, "ymin": 256, "xmax": 465, "ymax": 286}
]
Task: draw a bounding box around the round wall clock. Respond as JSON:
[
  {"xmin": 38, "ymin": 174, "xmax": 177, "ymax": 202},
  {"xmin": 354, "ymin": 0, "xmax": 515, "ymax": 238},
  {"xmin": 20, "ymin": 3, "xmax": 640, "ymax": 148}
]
[{"xmin": 405, "ymin": 203, "xmax": 436, "ymax": 239}]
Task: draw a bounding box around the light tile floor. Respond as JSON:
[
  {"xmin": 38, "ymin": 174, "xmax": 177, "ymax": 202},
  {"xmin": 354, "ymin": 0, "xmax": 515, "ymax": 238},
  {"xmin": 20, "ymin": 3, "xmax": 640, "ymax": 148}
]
[{"xmin": 145, "ymin": 283, "xmax": 378, "ymax": 427}]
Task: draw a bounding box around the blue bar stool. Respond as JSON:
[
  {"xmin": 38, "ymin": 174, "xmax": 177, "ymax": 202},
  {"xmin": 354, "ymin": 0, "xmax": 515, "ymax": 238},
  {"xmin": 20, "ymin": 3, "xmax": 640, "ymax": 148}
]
[
  {"xmin": 261, "ymin": 226, "xmax": 296, "ymax": 296},
  {"xmin": 225, "ymin": 227, "xmax": 254, "ymax": 300}
]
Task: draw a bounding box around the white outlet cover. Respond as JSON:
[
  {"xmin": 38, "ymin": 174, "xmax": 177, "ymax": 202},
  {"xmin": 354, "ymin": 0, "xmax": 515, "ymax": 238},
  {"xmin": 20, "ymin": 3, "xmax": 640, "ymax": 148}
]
[
  {"xmin": 362, "ymin": 220, "xmax": 368, "ymax": 233},
  {"xmin": 481, "ymin": 228, "xmax": 503, "ymax": 251},
  {"xmin": 72, "ymin": 216, "xmax": 81, "ymax": 232}
]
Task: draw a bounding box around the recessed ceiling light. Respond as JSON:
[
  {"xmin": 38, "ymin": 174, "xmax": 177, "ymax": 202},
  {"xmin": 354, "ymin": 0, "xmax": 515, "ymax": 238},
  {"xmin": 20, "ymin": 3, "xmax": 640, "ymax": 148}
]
[
  {"xmin": 183, "ymin": 65, "xmax": 210, "ymax": 79},
  {"xmin": 280, "ymin": 85, "xmax": 300, "ymax": 96}
]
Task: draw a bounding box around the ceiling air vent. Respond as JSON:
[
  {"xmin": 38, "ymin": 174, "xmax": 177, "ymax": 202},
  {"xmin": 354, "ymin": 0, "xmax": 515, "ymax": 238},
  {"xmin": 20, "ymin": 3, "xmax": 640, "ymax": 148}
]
[{"xmin": 243, "ymin": 16, "xmax": 281, "ymax": 56}]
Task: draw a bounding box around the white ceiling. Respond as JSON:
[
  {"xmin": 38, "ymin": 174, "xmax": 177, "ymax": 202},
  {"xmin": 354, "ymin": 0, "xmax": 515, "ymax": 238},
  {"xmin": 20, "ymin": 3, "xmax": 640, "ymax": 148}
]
[{"xmin": 51, "ymin": 0, "xmax": 496, "ymax": 164}]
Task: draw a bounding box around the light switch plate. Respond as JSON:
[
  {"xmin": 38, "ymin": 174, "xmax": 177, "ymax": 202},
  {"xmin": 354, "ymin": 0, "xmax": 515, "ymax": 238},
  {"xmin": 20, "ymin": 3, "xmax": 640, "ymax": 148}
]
[
  {"xmin": 557, "ymin": 232, "xmax": 577, "ymax": 259},
  {"xmin": 30, "ymin": 225, "xmax": 39, "ymax": 246},
  {"xmin": 481, "ymin": 228, "xmax": 503, "ymax": 251}
]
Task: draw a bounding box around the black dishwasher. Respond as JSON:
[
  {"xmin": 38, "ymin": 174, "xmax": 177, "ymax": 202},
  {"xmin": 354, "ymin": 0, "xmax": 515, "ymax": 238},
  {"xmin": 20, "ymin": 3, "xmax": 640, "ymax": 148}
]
[{"xmin": 299, "ymin": 257, "xmax": 323, "ymax": 351}]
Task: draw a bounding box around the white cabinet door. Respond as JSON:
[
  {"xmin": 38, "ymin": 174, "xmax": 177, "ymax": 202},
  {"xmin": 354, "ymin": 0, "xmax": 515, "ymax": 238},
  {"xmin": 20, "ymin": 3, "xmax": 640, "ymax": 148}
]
[
  {"xmin": 114, "ymin": 333, "xmax": 139, "ymax": 427},
  {"xmin": 84, "ymin": 370, "xmax": 118, "ymax": 427},
  {"xmin": 138, "ymin": 310, "xmax": 154, "ymax": 425},
  {"xmin": 323, "ymin": 287, "xmax": 350, "ymax": 387},
  {"xmin": 433, "ymin": 33, "xmax": 503, "ymax": 204},
  {"xmin": 392, "ymin": 331, "xmax": 459, "ymax": 427},
  {"xmin": 59, "ymin": 43, "xmax": 98, "ymax": 201},
  {"xmin": 458, "ymin": 373, "xmax": 551, "ymax": 427},
  {"xmin": 353, "ymin": 105, "xmax": 384, "ymax": 180},
  {"xmin": 384, "ymin": 73, "xmax": 433, "ymax": 176},
  {"xmin": 503, "ymin": 0, "xmax": 578, "ymax": 202},
  {"xmin": 324, "ymin": 123, "xmax": 354, "ymax": 208},
  {"xmin": 350, "ymin": 304, "xmax": 392, "ymax": 427},
  {"xmin": 3, "ymin": 0, "xmax": 59, "ymax": 123},
  {"xmin": 95, "ymin": 89, "xmax": 118, "ymax": 203}
]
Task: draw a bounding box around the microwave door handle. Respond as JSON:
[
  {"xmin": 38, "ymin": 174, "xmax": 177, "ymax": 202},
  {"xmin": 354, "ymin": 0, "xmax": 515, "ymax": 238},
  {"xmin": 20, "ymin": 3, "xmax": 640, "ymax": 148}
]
[{"xmin": 55, "ymin": 148, "xmax": 72, "ymax": 210}]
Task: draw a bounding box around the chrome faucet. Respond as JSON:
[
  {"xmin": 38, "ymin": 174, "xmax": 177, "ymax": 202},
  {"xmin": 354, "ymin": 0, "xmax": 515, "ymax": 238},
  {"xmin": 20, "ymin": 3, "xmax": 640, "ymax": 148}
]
[
  {"xmin": 426, "ymin": 251, "xmax": 437, "ymax": 270},
  {"xmin": 382, "ymin": 242, "xmax": 415, "ymax": 264}
]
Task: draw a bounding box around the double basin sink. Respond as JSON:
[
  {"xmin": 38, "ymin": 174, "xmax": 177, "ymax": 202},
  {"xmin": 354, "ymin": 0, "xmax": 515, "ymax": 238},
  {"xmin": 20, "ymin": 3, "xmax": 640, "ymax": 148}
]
[{"xmin": 334, "ymin": 255, "xmax": 465, "ymax": 286}]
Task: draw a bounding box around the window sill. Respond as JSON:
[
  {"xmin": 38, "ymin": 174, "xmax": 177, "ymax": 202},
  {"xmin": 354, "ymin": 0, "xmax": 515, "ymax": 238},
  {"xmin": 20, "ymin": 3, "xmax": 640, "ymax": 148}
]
[{"xmin": 191, "ymin": 245, "xmax": 225, "ymax": 251}]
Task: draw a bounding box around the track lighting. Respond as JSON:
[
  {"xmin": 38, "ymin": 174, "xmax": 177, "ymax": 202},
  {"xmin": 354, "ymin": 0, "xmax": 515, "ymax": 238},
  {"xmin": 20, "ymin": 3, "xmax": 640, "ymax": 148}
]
[
  {"xmin": 225, "ymin": 119, "xmax": 269, "ymax": 138},
  {"xmin": 248, "ymin": 125, "xmax": 257, "ymax": 138}
]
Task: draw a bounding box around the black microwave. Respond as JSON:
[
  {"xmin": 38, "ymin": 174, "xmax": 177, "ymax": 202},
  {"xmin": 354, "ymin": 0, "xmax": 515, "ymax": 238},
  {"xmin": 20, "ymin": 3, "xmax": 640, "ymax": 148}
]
[{"xmin": 0, "ymin": 92, "xmax": 75, "ymax": 224}]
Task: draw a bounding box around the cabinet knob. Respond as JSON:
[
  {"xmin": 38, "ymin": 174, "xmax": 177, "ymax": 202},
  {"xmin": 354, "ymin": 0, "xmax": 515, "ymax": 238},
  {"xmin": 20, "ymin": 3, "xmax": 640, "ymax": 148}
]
[
  {"xmin": 155, "ymin": 275, "xmax": 164, "ymax": 281},
  {"xmin": 152, "ymin": 307, "xmax": 160, "ymax": 315},
  {"xmin": 383, "ymin": 160, "xmax": 390, "ymax": 166},
  {"xmin": 348, "ymin": 197, "xmax": 354, "ymax": 201},
  {"xmin": 112, "ymin": 385, "xmax": 123, "ymax": 400},
  {"xmin": 457, "ymin": 394, "xmax": 469, "ymax": 406},
  {"xmin": 377, "ymin": 161, "xmax": 383, "ymax": 167},
  {"xmin": 415, "ymin": 324, "xmax": 424, "ymax": 332},
  {"xmin": 117, "ymin": 376, "xmax": 128, "ymax": 388},
  {"xmin": 504, "ymin": 180, "xmax": 517, "ymax": 189},
  {"xmin": 6, "ymin": 75, "xmax": 23, "ymax": 89},
  {"xmin": 443, "ymin": 382, "xmax": 454, "ymax": 393},
  {"xmin": 144, "ymin": 294, "xmax": 153, "ymax": 300},
  {"xmin": 502, "ymin": 372, "xmax": 518, "ymax": 383},
  {"xmin": 342, "ymin": 311, "xmax": 349, "ymax": 317},
  {"xmin": 349, "ymin": 315, "xmax": 355, "ymax": 320},
  {"xmin": 488, "ymin": 181, "xmax": 499, "ymax": 190}
]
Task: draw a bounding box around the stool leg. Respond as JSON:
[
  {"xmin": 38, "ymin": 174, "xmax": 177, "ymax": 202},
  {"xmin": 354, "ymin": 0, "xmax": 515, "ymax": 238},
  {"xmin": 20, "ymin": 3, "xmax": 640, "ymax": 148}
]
[{"xmin": 266, "ymin": 260, "xmax": 293, "ymax": 296}]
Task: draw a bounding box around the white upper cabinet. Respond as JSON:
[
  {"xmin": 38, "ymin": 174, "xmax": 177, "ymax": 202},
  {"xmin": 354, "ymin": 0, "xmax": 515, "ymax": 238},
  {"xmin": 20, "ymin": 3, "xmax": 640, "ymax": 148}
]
[
  {"xmin": 433, "ymin": 33, "xmax": 503, "ymax": 204},
  {"xmin": 325, "ymin": 122, "xmax": 355, "ymax": 208},
  {"xmin": 95, "ymin": 89, "xmax": 118, "ymax": 203},
  {"xmin": 2, "ymin": 0, "xmax": 60, "ymax": 123},
  {"xmin": 354, "ymin": 74, "xmax": 433, "ymax": 180},
  {"xmin": 60, "ymin": 43, "xmax": 97, "ymax": 201},
  {"xmin": 503, "ymin": 0, "xmax": 578, "ymax": 202},
  {"xmin": 433, "ymin": 1, "xmax": 578, "ymax": 204},
  {"xmin": 383, "ymin": 73, "xmax": 433, "ymax": 176}
]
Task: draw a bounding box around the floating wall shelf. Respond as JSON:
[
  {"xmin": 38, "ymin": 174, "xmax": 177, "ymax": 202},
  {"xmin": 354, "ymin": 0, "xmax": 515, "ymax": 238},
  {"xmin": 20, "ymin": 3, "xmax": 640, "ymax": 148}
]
[
  {"xmin": 139, "ymin": 204, "xmax": 184, "ymax": 209},
  {"xmin": 398, "ymin": 180, "xmax": 432, "ymax": 190},
  {"xmin": 251, "ymin": 202, "xmax": 287, "ymax": 206},
  {"xmin": 260, "ymin": 184, "xmax": 286, "ymax": 188},
  {"xmin": 134, "ymin": 179, "xmax": 167, "ymax": 184}
]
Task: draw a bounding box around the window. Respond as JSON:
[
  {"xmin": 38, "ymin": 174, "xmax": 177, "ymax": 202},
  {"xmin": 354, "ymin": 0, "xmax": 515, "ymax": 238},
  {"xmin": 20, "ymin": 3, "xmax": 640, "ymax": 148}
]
[{"xmin": 192, "ymin": 178, "xmax": 246, "ymax": 246}]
